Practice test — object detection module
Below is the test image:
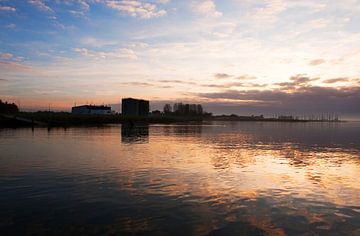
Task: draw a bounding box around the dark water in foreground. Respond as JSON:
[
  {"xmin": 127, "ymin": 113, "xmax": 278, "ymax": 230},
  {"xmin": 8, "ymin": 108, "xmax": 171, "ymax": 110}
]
[{"xmin": 0, "ymin": 122, "xmax": 359, "ymax": 235}]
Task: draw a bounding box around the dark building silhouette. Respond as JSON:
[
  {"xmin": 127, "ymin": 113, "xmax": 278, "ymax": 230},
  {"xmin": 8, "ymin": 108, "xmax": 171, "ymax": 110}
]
[
  {"xmin": 122, "ymin": 98, "xmax": 149, "ymax": 116},
  {"xmin": 71, "ymin": 105, "xmax": 112, "ymax": 115}
]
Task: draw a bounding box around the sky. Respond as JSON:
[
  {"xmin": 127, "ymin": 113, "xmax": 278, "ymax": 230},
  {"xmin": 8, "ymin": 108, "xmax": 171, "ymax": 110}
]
[{"xmin": 0, "ymin": 0, "xmax": 359, "ymax": 118}]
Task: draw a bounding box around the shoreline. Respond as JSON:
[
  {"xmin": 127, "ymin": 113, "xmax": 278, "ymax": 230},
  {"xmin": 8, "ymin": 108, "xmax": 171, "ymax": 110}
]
[{"xmin": 0, "ymin": 112, "xmax": 344, "ymax": 128}]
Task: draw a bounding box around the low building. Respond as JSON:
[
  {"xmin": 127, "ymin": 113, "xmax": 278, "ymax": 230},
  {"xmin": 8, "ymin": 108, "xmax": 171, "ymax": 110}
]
[
  {"xmin": 122, "ymin": 98, "xmax": 149, "ymax": 117},
  {"xmin": 71, "ymin": 105, "xmax": 112, "ymax": 115}
]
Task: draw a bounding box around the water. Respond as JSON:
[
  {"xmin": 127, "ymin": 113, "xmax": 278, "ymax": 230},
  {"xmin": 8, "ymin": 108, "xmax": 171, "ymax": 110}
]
[{"xmin": 0, "ymin": 122, "xmax": 359, "ymax": 235}]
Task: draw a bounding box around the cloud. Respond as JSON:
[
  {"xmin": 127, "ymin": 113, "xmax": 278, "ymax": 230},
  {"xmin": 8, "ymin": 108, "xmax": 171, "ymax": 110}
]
[
  {"xmin": 196, "ymin": 89, "xmax": 286, "ymax": 102},
  {"xmin": 274, "ymin": 75, "xmax": 319, "ymax": 90},
  {"xmin": 332, "ymin": 48, "xmax": 360, "ymax": 64},
  {"xmin": 214, "ymin": 74, "xmax": 258, "ymax": 80},
  {"xmin": 307, "ymin": 18, "xmax": 330, "ymax": 29},
  {"xmin": 158, "ymin": 85, "xmax": 172, "ymax": 89},
  {"xmin": 273, "ymin": 82, "xmax": 296, "ymax": 90},
  {"xmin": 0, "ymin": 53, "xmax": 13, "ymax": 59},
  {"xmin": 214, "ymin": 73, "xmax": 232, "ymax": 79},
  {"xmin": 236, "ymin": 75, "xmax": 257, "ymax": 80},
  {"xmin": 105, "ymin": 0, "xmax": 167, "ymax": 19},
  {"xmin": 67, "ymin": 0, "xmax": 90, "ymax": 17},
  {"xmin": 194, "ymin": 0, "xmax": 222, "ymax": 17},
  {"xmin": 77, "ymin": 0, "xmax": 90, "ymax": 11},
  {"xmin": 309, "ymin": 59, "xmax": 326, "ymax": 66},
  {"xmin": 195, "ymin": 85, "xmax": 360, "ymax": 115},
  {"xmin": 201, "ymin": 83, "xmax": 230, "ymax": 88},
  {"xmin": 28, "ymin": 0, "xmax": 54, "ymax": 13},
  {"xmin": 193, "ymin": 74, "xmax": 360, "ymax": 115},
  {"xmin": 155, "ymin": 79, "xmax": 265, "ymax": 89},
  {"xmin": 0, "ymin": 6, "xmax": 16, "ymax": 11},
  {"xmin": 202, "ymin": 82, "xmax": 244, "ymax": 88},
  {"xmin": 128, "ymin": 42, "xmax": 149, "ymax": 49},
  {"xmin": 0, "ymin": 61, "xmax": 34, "ymax": 72},
  {"xmin": 286, "ymin": 1, "xmax": 326, "ymax": 12},
  {"xmin": 211, "ymin": 22, "xmax": 237, "ymax": 38},
  {"xmin": 80, "ymin": 37, "xmax": 117, "ymax": 47},
  {"xmin": 290, "ymin": 74, "xmax": 319, "ymax": 84},
  {"xmin": 123, "ymin": 82, "xmax": 153, "ymax": 87},
  {"xmin": 122, "ymin": 81, "xmax": 176, "ymax": 90},
  {"xmin": 74, "ymin": 47, "xmax": 138, "ymax": 59},
  {"xmin": 157, "ymin": 80, "xmax": 198, "ymax": 85},
  {"xmin": 323, "ymin": 78, "xmax": 350, "ymax": 84},
  {"xmin": 5, "ymin": 23, "xmax": 16, "ymax": 29},
  {"xmin": 253, "ymin": 0, "xmax": 287, "ymax": 22}
]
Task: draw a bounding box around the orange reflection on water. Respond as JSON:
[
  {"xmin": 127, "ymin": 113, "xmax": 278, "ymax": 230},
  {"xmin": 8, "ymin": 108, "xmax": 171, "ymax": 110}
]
[{"xmin": 0, "ymin": 123, "xmax": 359, "ymax": 235}]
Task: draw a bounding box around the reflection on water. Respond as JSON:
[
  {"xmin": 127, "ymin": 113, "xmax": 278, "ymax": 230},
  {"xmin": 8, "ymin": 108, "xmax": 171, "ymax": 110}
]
[
  {"xmin": 121, "ymin": 124, "xmax": 149, "ymax": 143},
  {"xmin": 0, "ymin": 122, "xmax": 359, "ymax": 235}
]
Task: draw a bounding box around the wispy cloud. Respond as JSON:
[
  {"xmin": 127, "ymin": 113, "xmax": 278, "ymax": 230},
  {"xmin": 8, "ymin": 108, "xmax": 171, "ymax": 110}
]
[
  {"xmin": 214, "ymin": 74, "xmax": 257, "ymax": 80},
  {"xmin": 5, "ymin": 23, "xmax": 16, "ymax": 29},
  {"xmin": 80, "ymin": 37, "xmax": 117, "ymax": 47},
  {"xmin": 123, "ymin": 81, "xmax": 153, "ymax": 87},
  {"xmin": 236, "ymin": 75, "xmax": 257, "ymax": 80},
  {"xmin": 323, "ymin": 78, "xmax": 350, "ymax": 84},
  {"xmin": 157, "ymin": 0, "xmax": 170, "ymax": 4},
  {"xmin": 200, "ymin": 81, "xmax": 267, "ymax": 89},
  {"xmin": 307, "ymin": 18, "xmax": 330, "ymax": 29},
  {"xmin": 0, "ymin": 6, "xmax": 16, "ymax": 12},
  {"xmin": 274, "ymin": 74, "xmax": 319, "ymax": 90},
  {"xmin": 105, "ymin": 0, "xmax": 167, "ymax": 19},
  {"xmin": 193, "ymin": 0, "xmax": 222, "ymax": 17},
  {"xmin": 290, "ymin": 74, "xmax": 319, "ymax": 85},
  {"xmin": 74, "ymin": 47, "xmax": 138, "ymax": 59},
  {"xmin": 122, "ymin": 81, "xmax": 178, "ymax": 90},
  {"xmin": 253, "ymin": 0, "xmax": 287, "ymax": 22},
  {"xmin": 67, "ymin": 0, "xmax": 91, "ymax": 17},
  {"xmin": 0, "ymin": 61, "xmax": 35, "ymax": 73},
  {"xmin": 309, "ymin": 59, "xmax": 326, "ymax": 66},
  {"xmin": 0, "ymin": 53, "xmax": 13, "ymax": 59},
  {"xmin": 157, "ymin": 80, "xmax": 198, "ymax": 85},
  {"xmin": 286, "ymin": 1, "xmax": 326, "ymax": 12},
  {"xmin": 214, "ymin": 73, "xmax": 232, "ymax": 79},
  {"xmin": 28, "ymin": 0, "xmax": 54, "ymax": 13}
]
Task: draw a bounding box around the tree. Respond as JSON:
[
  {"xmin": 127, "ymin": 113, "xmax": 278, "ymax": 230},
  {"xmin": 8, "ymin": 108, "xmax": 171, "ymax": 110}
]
[
  {"xmin": 163, "ymin": 104, "xmax": 172, "ymax": 114},
  {"xmin": 0, "ymin": 100, "xmax": 19, "ymax": 114}
]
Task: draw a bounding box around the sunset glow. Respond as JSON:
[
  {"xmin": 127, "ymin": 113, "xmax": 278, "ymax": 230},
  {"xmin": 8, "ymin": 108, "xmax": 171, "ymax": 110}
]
[{"xmin": 0, "ymin": 1, "xmax": 359, "ymax": 117}]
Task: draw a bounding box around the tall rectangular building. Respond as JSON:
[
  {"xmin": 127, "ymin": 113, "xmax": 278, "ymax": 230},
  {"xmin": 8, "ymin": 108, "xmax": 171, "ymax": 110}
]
[{"xmin": 122, "ymin": 98, "xmax": 149, "ymax": 117}]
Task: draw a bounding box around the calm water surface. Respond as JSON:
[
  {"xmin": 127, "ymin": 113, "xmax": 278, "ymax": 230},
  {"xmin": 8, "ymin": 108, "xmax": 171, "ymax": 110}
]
[{"xmin": 0, "ymin": 122, "xmax": 359, "ymax": 235}]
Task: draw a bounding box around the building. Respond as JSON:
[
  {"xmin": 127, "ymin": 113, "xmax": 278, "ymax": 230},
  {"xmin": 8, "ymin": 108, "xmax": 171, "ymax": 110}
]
[
  {"xmin": 122, "ymin": 98, "xmax": 149, "ymax": 116},
  {"xmin": 71, "ymin": 105, "xmax": 112, "ymax": 115}
]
